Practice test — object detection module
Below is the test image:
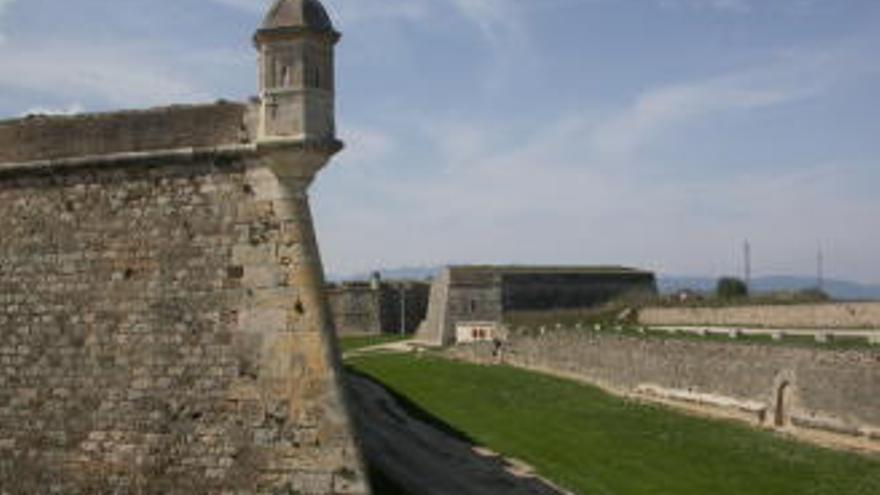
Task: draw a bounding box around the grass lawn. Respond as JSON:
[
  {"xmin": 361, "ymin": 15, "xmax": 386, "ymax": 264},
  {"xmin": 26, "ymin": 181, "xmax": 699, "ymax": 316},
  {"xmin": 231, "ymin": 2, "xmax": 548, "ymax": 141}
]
[
  {"xmin": 347, "ymin": 353, "xmax": 880, "ymax": 495},
  {"xmin": 338, "ymin": 334, "xmax": 409, "ymax": 353}
]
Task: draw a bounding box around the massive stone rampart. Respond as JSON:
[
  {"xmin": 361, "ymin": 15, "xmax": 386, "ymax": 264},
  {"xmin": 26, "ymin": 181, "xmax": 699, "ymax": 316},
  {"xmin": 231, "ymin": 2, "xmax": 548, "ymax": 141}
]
[
  {"xmin": 640, "ymin": 302, "xmax": 880, "ymax": 329},
  {"xmin": 0, "ymin": 1, "xmax": 369, "ymax": 491},
  {"xmin": 0, "ymin": 106, "xmax": 368, "ymax": 494},
  {"xmin": 450, "ymin": 331, "xmax": 880, "ymax": 450}
]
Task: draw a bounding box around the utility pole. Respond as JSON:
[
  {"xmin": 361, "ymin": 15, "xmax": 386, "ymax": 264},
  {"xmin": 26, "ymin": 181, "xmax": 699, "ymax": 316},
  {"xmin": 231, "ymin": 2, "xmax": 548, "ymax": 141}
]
[
  {"xmin": 399, "ymin": 285, "xmax": 407, "ymax": 336},
  {"xmin": 817, "ymin": 243, "xmax": 824, "ymax": 291},
  {"xmin": 744, "ymin": 240, "xmax": 752, "ymax": 290}
]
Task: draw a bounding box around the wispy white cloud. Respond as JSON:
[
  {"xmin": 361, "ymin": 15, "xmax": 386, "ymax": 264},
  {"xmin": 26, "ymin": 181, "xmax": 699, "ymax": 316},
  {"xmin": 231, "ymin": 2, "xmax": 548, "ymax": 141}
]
[
  {"xmin": 321, "ymin": 111, "xmax": 880, "ymax": 282},
  {"xmin": 656, "ymin": 0, "xmax": 826, "ymax": 15},
  {"xmin": 21, "ymin": 103, "xmax": 85, "ymax": 117},
  {"xmin": 338, "ymin": 126, "xmax": 396, "ymax": 168},
  {"xmin": 659, "ymin": 0, "xmax": 751, "ymax": 13},
  {"xmin": 0, "ymin": 0, "xmax": 16, "ymax": 44},
  {"xmin": 209, "ymin": 0, "xmax": 269, "ymax": 12},
  {"xmin": 0, "ymin": 41, "xmax": 210, "ymax": 110},
  {"xmin": 449, "ymin": 0, "xmax": 526, "ymax": 45},
  {"xmin": 206, "ymin": 0, "xmax": 431, "ymax": 26},
  {"xmin": 206, "ymin": 0, "xmax": 523, "ymax": 46},
  {"xmin": 0, "ymin": 0, "xmax": 14, "ymax": 16},
  {"xmin": 316, "ymin": 38, "xmax": 880, "ymax": 282},
  {"xmin": 590, "ymin": 45, "xmax": 871, "ymax": 159},
  {"xmin": 331, "ymin": 0, "xmax": 431, "ymax": 25}
]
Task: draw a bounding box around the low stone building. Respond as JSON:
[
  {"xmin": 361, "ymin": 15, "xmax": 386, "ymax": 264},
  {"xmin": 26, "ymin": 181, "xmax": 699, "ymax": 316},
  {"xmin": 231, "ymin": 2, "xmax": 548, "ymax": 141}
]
[
  {"xmin": 417, "ymin": 265, "xmax": 657, "ymax": 345},
  {"xmin": 327, "ymin": 273, "xmax": 430, "ymax": 335}
]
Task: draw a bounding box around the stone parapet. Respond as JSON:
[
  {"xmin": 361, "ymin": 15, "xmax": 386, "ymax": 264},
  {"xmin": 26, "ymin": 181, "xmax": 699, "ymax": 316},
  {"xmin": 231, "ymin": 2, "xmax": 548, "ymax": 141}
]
[
  {"xmin": 0, "ymin": 102, "xmax": 254, "ymax": 165},
  {"xmin": 639, "ymin": 302, "xmax": 880, "ymax": 329}
]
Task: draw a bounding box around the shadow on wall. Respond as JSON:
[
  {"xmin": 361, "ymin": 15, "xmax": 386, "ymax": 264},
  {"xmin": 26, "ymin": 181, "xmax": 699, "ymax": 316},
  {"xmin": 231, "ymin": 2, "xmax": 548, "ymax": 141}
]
[{"xmin": 775, "ymin": 381, "xmax": 791, "ymax": 428}]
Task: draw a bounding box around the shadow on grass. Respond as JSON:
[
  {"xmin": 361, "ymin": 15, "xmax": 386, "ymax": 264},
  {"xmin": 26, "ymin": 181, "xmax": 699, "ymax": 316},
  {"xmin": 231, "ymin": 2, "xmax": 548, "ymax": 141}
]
[
  {"xmin": 344, "ymin": 365, "xmax": 566, "ymax": 495},
  {"xmin": 345, "ymin": 365, "xmax": 476, "ymax": 445}
]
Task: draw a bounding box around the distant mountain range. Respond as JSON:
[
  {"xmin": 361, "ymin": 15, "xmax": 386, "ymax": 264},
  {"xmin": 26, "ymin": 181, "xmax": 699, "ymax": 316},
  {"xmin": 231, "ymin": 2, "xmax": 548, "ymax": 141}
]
[
  {"xmin": 329, "ymin": 267, "xmax": 880, "ymax": 301},
  {"xmin": 329, "ymin": 266, "xmax": 438, "ymax": 283},
  {"xmin": 659, "ymin": 276, "xmax": 880, "ymax": 301}
]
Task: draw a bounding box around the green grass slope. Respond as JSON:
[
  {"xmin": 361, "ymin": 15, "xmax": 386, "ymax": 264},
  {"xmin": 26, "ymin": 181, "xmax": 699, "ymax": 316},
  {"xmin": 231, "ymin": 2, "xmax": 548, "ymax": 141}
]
[{"xmin": 347, "ymin": 353, "xmax": 880, "ymax": 495}]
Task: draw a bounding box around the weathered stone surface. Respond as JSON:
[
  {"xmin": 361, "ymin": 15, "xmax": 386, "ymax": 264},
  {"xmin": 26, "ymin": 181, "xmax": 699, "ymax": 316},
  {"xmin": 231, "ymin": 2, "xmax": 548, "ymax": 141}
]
[
  {"xmin": 640, "ymin": 302, "xmax": 880, "ymax": 329},
  {"xmin": 327, "ymin": 280, "xmax": 429, "ymax": 336},
  {"xmin": 0, "ymin": 103, "xmax": 253, "ymax": 165},
  {"xmin": 0, "ymin": 154, "xmax": 367, "ymax": 493}
]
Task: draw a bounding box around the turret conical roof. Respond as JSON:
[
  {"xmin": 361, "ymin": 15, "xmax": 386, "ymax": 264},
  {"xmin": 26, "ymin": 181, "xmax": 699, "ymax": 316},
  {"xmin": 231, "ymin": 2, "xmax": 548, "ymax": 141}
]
[{"xmin": 261, "ymin": 0, "xmax": 334, "ymax": 32}]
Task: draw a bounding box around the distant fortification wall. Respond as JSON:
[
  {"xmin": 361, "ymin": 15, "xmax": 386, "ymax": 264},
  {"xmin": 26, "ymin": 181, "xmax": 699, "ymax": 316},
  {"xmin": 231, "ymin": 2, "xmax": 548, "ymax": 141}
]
[
  {"xmin": 418, "ymin": 266, "xmax": 655, "ymax": 346},
  {"xmin": 328, "ymin": 285, "xmax": 383, "ymax": 335},
  {"xmin": 450, "ymin": 332, "xmax": 880, "ymax": 450},
  {"xmin": 502, "ymin": 271, "xmax": 656, "ymax": 311},
  {"xmin": 328, "ymin": 282, "xmax": 430, "ymax": 336},
  {"xmin": 640, "ymin": 302, "xmax": 880, "ymax": 329},
  {"xmin": 0, "ymin": 104, "xmax": 368, "ymax": 494}
]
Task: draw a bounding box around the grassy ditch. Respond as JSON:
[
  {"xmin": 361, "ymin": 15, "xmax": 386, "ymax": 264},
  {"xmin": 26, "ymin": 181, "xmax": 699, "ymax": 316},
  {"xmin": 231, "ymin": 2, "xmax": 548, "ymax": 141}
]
[{"xmin": 347, "ymin": 353, "xmax": 880, "ymax": 495}]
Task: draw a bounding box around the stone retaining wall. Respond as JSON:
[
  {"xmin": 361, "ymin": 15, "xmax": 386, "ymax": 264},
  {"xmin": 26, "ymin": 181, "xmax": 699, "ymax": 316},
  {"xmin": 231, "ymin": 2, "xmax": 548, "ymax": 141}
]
[
  {"xmin": 449, "ymin": 331, "xmax": 880, "ymax": 449},
  {"xmin": 639, "ymin": 302, "xmax": 880, "ymax": 329}
]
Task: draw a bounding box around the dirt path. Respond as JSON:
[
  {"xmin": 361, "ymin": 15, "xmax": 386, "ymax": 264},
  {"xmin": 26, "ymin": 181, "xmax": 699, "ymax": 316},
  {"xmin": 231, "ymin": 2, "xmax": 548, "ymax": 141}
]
[
  {"xmin": 343, "ymin": 339, "xmax": 428, "ymax": 360},
  {"xmin": 345, "ymin": 372, "xmax": 571, "ymax": 495}
]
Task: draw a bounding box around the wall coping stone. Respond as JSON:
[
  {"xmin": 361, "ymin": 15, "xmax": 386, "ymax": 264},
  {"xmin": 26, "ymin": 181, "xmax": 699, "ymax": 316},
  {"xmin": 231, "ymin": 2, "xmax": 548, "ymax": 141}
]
[{"xmin": 0, "ymin": 137, "xmax": 344, "ymax": 177}]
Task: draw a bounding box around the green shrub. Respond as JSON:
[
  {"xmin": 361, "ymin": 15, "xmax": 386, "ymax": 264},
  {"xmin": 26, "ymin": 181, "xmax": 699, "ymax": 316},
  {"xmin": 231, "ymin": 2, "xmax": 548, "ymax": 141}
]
[{"xmin": 717, "ymin": 277, "xmax": 748, "ymax": 299}]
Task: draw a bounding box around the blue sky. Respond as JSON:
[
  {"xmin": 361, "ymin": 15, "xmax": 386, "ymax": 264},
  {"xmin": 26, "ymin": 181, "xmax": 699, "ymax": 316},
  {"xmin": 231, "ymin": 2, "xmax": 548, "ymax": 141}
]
[{"xmin": 1, "ymin": 0, "xmax": 878, "ymax": 282}]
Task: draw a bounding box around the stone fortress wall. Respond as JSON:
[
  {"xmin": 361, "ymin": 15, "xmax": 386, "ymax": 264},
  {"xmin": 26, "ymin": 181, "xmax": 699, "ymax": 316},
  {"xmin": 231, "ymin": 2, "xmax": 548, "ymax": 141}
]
[
  {"xmin": 450, "ymin": 331, "xmax": 880, "ymax": 451},
  {"xmin": 380, "ymin": 281, "xmax": 430, "ymax": 335},
  {"xmin": 640, "ymin": 302, "xmax": 880, "ymax": 329},
  {"xmin": 0, "ymin": 102, "xmax": 367, "ymax": 495},
  {"xmin": 327, "ymin": 283, "xmax": 384, "ymax": 335},
  {"xmin": 326, "ymin": 276, "xmax": 430, "ymax": 336},
  {"xmin": 0, "ymin": 0, "xmax": 369, "ymax": 493},
  {"xmin": 418, "ymin": 266, "xmax": 657, "ymax": 345}
]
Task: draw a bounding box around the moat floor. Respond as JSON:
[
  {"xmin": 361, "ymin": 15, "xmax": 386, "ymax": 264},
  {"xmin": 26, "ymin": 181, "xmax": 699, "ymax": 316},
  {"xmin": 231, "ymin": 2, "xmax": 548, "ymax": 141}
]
[
  {"xmin": 347, "ymin": 371, "xmax": 567, "ymax": 495},
  {"xmin": 345, "ymin": 351, "xmax": 880, "ymax": 495}
]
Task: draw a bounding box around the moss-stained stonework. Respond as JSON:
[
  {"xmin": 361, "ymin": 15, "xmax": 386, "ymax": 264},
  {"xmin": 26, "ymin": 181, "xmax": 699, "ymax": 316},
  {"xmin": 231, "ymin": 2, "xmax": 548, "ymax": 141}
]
[{"xmin": 0, "ymin": 150, "xmax": 367, "ymax": 493}]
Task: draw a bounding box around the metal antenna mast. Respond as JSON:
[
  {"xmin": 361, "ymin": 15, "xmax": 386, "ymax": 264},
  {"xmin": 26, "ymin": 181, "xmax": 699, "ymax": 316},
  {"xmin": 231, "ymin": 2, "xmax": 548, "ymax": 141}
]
[{"xmin": 744, "ymin": 240, "xmax": 752, "ymax": 290}]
